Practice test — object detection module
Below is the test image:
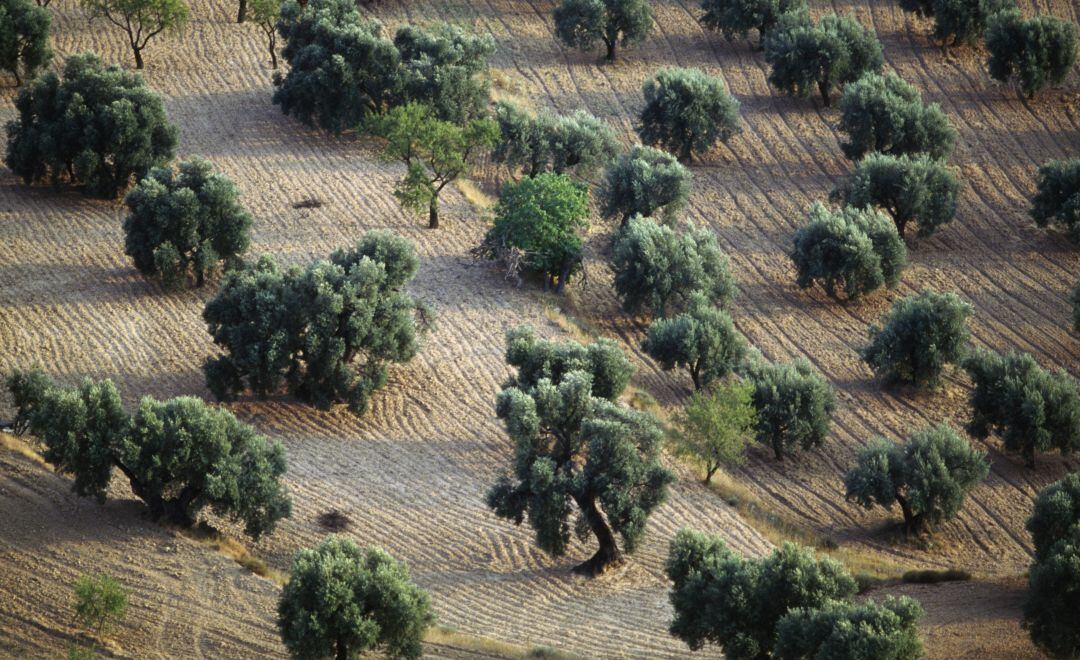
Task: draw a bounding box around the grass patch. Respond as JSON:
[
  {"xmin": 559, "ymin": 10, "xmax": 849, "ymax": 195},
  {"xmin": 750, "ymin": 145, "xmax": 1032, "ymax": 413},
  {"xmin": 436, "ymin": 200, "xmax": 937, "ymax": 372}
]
[
  {"xmin": 0, "ymin": 432, "xmax": 48, "ymax": 467},
  {"xmin": 425, "ymin": 625, "xmax": 581, "ymax": 659},
  {"xmin": 180, "ymin": 523, "xmax": 288, "ymax": 586},
  {"xmin": 901, "ymin": 568, "xmax": 971, "ymax": 584},
  {"xmin": 455, "ymin": 178, "xmax": 496, "ymax": 209}
]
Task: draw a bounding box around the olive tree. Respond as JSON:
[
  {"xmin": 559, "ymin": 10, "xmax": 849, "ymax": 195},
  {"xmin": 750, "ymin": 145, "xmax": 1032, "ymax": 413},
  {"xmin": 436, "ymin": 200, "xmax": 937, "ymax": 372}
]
[
  {"xmin": 790, "ymin": 203, "xmax": 908, "ymax": 301},
  {"xmin": 775, "ymin": 597, "xmax": 925, "ymax": 660},
  {"xmin": 643, "ymin": 293, "xmax": 748, "ymax": 390},
  {"xmin": 74, "ymin": 575, "xmax": 129, "ymax": 639},
  {"xmin": 963, "ymin": 349, "xmax": 1080, "ymax": 467},
  {"xmin": 844, "ymin": 424, "xmax": 989, "ymax": 533},
  {"xmin": 0, "ymin": 0, "xmax": 51, "ymax": 86},
  {"xmin": 553, "ymin": 0, "xmax": 652, "ymax": 61},
  {"xmin": 861, "ymin": 289, "xmax": 971, "ymax": 387},
  {"xmin": 744, "ymin": 357, "xmax": 835, "ymax": 461},
  {"xmin": 986, "ymin": 9, "xmax": 1077, "ymax": 98},
  {"xmin": 1030, "ymin": 157, "xmax": 1080, "ymax": 243},
  {"xmin": 600, "ymin": 145, "xmax": 692, "ymax": 225},
  {"xmin": 699, "ymin": 0, "xmax": 806, "ymax": 48},
  {"xmin": 248, "ymin": 0, "xmax": 280, "ymax": 68},
  {"xmin": 1027, "ymin": 473, "xmax": 1080, "ymax": 563},
  {"xmin": 4, "ymin": 53, "xmax": 178, "ymax": 198},
  {"xmin": 1023, "ymin": 474, "xmax": 1080, "ymax": 658},
  {"xmin": 669, "ymin": 381, "xmax": 757, "ymax": 483},
  {"xmin": 835, "ymin": 152, "xmax": 960, "ymax": 239},
  {"xmin": 203, "ymin": 232, "xmax": 429, "ymax": 416},
  {"xmin": 638, "ymin": 67, "xmax": 741, "ymax": 162},
  {"xmin": 123, "ymin": 157, "xmax": 252, "ymax": 287},
  {"xmin": 839, "ymin": 72, "xmax": 956, "ymax": 161},
  {"xmin": 486, "ymin": 327, "xmax": 674, "ymax": 575},
  {"xmin": 611, "ymin": 215, "xmax": 736, "ymax": 318},
  {"xmin": 492, "ymin": 101, "xmax": 621, "ymax": 178},
  {"xmin": 929, "ymin": 0, "xmax": 1013, "ymax": 48},
  {"xmin": 278, "ymin": 537, "xmax": 433, "ymax": 660},
  {"xmin": 81, "ymin": 0, "xmax": 189, "ymax": 69},
  {"xmin": 393, "ymin": 23, "xmax": 495, "ymax": 125}
]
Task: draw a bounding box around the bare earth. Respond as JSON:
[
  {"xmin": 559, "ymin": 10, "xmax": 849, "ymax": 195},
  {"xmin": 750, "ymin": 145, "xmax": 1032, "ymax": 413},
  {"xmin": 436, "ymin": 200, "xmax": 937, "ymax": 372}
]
[{"xmin": 0, "ymin": 0, "xmax": 1076, "ymax": 656}]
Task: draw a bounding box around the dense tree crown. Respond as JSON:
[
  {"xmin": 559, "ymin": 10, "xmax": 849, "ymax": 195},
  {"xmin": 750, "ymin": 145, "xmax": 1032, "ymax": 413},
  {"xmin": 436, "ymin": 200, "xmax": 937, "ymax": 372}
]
[
  {"xmin": 931, "ymin": 0, "xmax": 1014, "ymax": 48},
  {"xmin": 492, "ymin": 101, "xmax": 621, "ymax": 178},
  {"xmin": 4, "ymin": 53, "xmax": 178, "ymax": 198},
  {"xmin": 963, "ymin": 349, "xmax": 1080, "ymax": 467},
  {"xmin": 486, "ymin": 326, "xmax": 674, "ymax": 575},
  {"xmin": 123, "ymin": 157, "xmax": 252, "ymax": 287},
  {"xmin": 669, "ymin": 381, "xmax": 757, "ymax": 483},
  {"xmin": 862, "ymin": 289, "xmax": 971, "ymax": 387},
  {"xmin": 1027, "ymin": 473, "xmax": 1080, "ymax": 563},
  {"xmin": 80, "ymin": 0, "xmax": 190, "ymax": 69},
  {"xmin": 986, "ymin": 10, "xmax": 1077, "ymax": 98},
  {"xmin": 790, "ymin": 202, "xmax": 908, "ymax": 301},
  {"xmin": 611, "ymin": 215, "xmax": 736, "ymax": 318},
  {"xmin": 844, "ymin": 424, "xmax": 989, "ymax": 533},
  {"xmin": 1030, "ymin": 157, "xmax": 1080, "ymax": 243},
  {"xmin": 699, "ymin": 0, "xmax": 806, "ymax": 47},
  {"xmin": 835, "ymin": 152, "xmax": 960, "ymax": 239},
  {"xmin": 744, "ymin": 357, "xmax": 836, "ymax": 461},
  {"xmin": 638, "ymin": 67, "xmax": 741, "ymax": 162},
  {"xmin": 774, "ymin": 597, "xmax": 924, "ymax": 660},
  {"xmin": 553, "ymin": 0, "xmax": 652, "ymax": 61},
  {"xmin": 600, "ymin": 145, "xmax": 692, "ymax": 226},
  {"xmin": 6, "ymin": 370, "xmax": 292, "ymax": 538},
  {"xmin": 839, "ymin": 72, "xmax": 956, "ymax": 161},
  {"xmin": 203, "ymin": 232, "xmax": 429, "ymax": 416},
  {"xmin": 1023, "ymin": 474, "xmax": 1080, "ymax": 658},
  {"xmin": 643, "ymin": 292, "xmax": 748, "ymax": 390},
  {"xmin": 0, "ymin": 0, "xmax": 51, "ymax": 86},
  {"xmin": 278, "ymin": 537, "xmax": 433, "ymax": 660}
]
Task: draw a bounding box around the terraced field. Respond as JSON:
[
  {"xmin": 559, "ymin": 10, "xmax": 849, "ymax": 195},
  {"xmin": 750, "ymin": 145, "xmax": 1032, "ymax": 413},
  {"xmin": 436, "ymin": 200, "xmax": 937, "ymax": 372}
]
[{"xmin": 1, "ymin": 0, "xmax": 1076, "ymax": 656}]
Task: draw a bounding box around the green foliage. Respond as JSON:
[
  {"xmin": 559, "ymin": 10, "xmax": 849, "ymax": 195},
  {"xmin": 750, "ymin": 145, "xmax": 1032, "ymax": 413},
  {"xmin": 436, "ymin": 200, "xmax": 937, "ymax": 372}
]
[
  {"xmin": 0, "ymin": 0, "xmax": 51, "ymax": 86},
  {"xmin": 839, "ymin": 72, "xmax": 956, "ymax": 161},
  {"xmin": 844, "ymin": 424, "xmax": 989, "ymax": 533},
  {"xmin": 278, "ymin": 536, "xmax": 433, "ymax": 660},
  {"xmin": 392, "ymin": 22, "xmax": 496, "ymax": 125},
  {"xmin": 74, "ymin": 575, "xmax": 128, "ymax": 637},
  {"xmin": 611, "ymin": 215, "xmax": 735, "ymax": 318},
  {"xmin": 123, "ymin": 157, "xmax": 252, "ymax": 287},
  {"xmin": 670, "ymin": 380, "xmax": 757, "ymax": 483},
  {"xmin": 553, "ymin": 0, "xmax": 652, "ymax": 61},
  {"xmin": 6, "ymin": 367, "xmax": 51, "ymax": 435},
  {"xmin": 986, "ymin": 9, "xmax": 1077, "ymax": 98},
  {"xmin": 643, "ymin": 293, "xmax": 747, "ymax": 390},
  {"xmin": 203, "ymin": 232, "xmax": 428, "ymax": 416},
  {"xmin": 600, "ymin": 145, "xmax": 692, "ymax": 226},
  {"xmin": 764, "ymin": 11, "xmax": 884, "ymax": 106},
  {"xmin": 638, "ymin": 67, "xmax": 741, "ymax": 162},
  {"xmin": 486, "ymin": 326, "xmax": 674, "ymax": 575},
  {"xmin": 699, "ymin": 0, "xmax": 806, "ymax": 46},
  {"xmin": 247, "ymin": 0, "xmax": 280, "ymax": 68},
  {"xmin": 1030, "ymin": 157, "xmax": 1080, "ymax": 243},
  {"xmin": 1027, "ymin": 473, "xmax": 1080, "ymax": 562},
  {"xmin": 4, "ymin": 53, "xmax": 178, "ymax": 198},
  {"xmin": 774, "ymin": 596, "xmax": 924, "ymax": 660},
  {"xmin": 790, "ymin": 202, "xmax": 907, "ymax": 301},
  {"xmin": 1023, "ymin": 527, "xmax": 1080, "ymax": 659},
  {"xmin": 861, "ymin": 289, "xmax": 971, "ymax": 387},
  {"xmin": 369, "ymin": 102, "xmax": 498, "ymax": 228},
  {"xmin": 80, "ymin": 0, "xmax": 189, "ymax": 69},
  {"xmin": 744, "ymin": 357, "xmax": 835, "ymax": 461},
  {"xmin": 666, "ymin": 530, "xmax": 859, "ymax": 657},
  {"xmin": 836, "ymin": 152, "xmax": 960, "ymax": 239},
  {"xmin": 932, "ymin": 0, "xmax": 1013, "ymax": 48},
  {"xmin": 963, "ymin": 349, "xmax": 1080, "ymax": 467},
  {"xmin": 492, "ymin": 101, "xmax": 621, "ymax": 178}
]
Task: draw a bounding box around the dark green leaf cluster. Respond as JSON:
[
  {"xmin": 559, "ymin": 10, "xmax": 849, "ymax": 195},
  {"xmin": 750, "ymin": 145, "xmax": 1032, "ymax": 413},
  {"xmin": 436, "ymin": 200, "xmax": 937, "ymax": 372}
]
[
  {"xmin": 774, "ymin": 596, "xmax": 924, "ymax": 660},
  {"xmin": 1027, "ymin": 473, "xmax": 1080, "ymax": 563},
  {"xmin": 0, "ymin": 0, "xmax": 51, "ymax": 86},
  {"xmin": 611, "ymin": 214, "xmax": 736, "ymax": 318},
  {"xmin": 897, "ymin": 0, "xmax": 934, "ymax": 19},
  {"xmin": 764, "ymin": 10, "xmax": 884, "ymax": 106},
  {"xmin": 931, "ymin": 0, "xmax": 1014, "ymax": 47},
  {"xmin": 1030, "ymin": 157, "xmax": 1080, "ymax": 243},
  {"xmin": 278, "ymin": 536, "xmax": 433, "ymax": 660},
  {"xmin": 790, "ymin": 202, "xmax": 908, "ymax": 301},
  {"xmin": 600, "ymin": 145, "xmax": 692, "ymax": 226},
  {"xmin": 862, "ymin": 289, "xmax": 971, "ymax": 387},
  {"xmin": 1023, "ymin": 474, "xmax": 1080, "ymax": 658},
  {"xmin": 962, "ymin": 349, "xmax": 1080, "ymax": 467},
  {"xmin": 123, "ymin": 157, "xmax": 252, "ymax": 287},
  {"xmin": 744, "ymin": 357, "xmax": 836, "ymax": 461},
  {"xmin": 986, "ymin": 9, "xmax": 1077, "ymax": 98},
  {"xmin": 553, "ymin": 0, "xmax": 652, "ymax": 61},
  {"xmin": 699, "ymin": 0, "xmax": 806, "ymax": 46},
  {"xmin": 643, "ymin": 292, "xmax": 747, "ymax": 390},
  {"xmin": 6, "ymin": 370, "xmax": 292, "ymax": 538},
  {"xmin": 492, "ymin": 101, "xmax": 621, "ymax": 178},
  {"xmin": 203, "ymin": 232, "xmax": 427, "ymax": 416},
  {"xmin": 638, "ymin": 67, "xmax": 741, "ymax": 162},
  {"xmin": 844, "ymin": 424, "xmax": 989, "ymax": 533},
  {"xmin": 4, "ymin": 53, "xmax": 178, "ymax": 198},
  {"xmin": 839, "ymin": 72, "xmax": 956, "ymax": 161}
]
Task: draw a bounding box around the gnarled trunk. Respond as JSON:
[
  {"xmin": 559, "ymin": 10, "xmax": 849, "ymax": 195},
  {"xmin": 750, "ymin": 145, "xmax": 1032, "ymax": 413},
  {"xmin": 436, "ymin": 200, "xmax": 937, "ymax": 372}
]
[
  {"xmin": 573, "ymin": 493, "xmax": 624, "ymax": 576},
  {"xmin": 237, "ymin": 0, "xmax": 247, "ymax": 22},
  {"xmin": 428, "ymin": 199, "xmax": 439, "ymax": 229}
]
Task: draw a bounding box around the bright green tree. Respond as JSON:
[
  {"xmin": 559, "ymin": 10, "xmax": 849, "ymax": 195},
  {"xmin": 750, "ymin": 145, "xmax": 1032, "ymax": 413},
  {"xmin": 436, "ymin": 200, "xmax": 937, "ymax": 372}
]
[
  {"xmin": 643, "ymin": 293, "xmax": 748, "ymax": 390},
  {"xmin": 0, "ymin": 0, "xmax": 51, "ymax": 86},
  {"xmin": 492, "ymin": 101, "xmax": 621, "ymax": 178},
  {"xmin": 839, "ymin": 72, "xmax": 956, "ymax": 161},
  {"xmin": 553, "ymin": 0, "xmax": 652, "ymax": 61},
  {"xmin": 987, "ymin": 9, "xmax": 1077, "ymax": 98},
  {"xmin": 699, "ymin": 0, "xmax": 806, "ymax": 48},
  {"xmin": 74, "ymin": 575, "xmax": 129, "ymax": 638},
  {"xmin": 248, "ymin": 0, "xmax": 280, "ymax": 68},
  {"xmin": 774, "ymin": 597, "xmax": 925, "ymax": 660},
  {"xmin": 600, "ymin": 145, "xmax": 692, "ymax": 226},
  {"xmin": 638, "ymin": 67, "xmax": 741, "ymax": 162},
  {"xmin": 670, "ymin": 380, "xmax": 757, "ymax": 483},
  {"xmin": 1030, "ymin": 157, "xmax": 1080, "ymax": 244},
  {"xmin": 81, "ymin": 0, "xmax": 189, "ymax": 69},
  {"xmin": 744, "ymin": 357, "xmax": 835, "ymax": 461}
]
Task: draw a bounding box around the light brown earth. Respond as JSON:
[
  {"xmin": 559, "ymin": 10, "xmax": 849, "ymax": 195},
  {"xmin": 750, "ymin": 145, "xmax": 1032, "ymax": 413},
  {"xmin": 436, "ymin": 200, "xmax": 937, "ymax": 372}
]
[{"xmin": 0, "ymin": 0, "xmax": 1076, "ymax": 656}]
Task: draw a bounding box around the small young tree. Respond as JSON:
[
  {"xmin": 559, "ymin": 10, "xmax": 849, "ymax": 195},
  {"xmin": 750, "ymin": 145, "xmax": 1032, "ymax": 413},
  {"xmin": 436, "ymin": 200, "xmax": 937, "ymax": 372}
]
[
  {"xmin": 962, "ymin": 349, "xmax": 1080, "ymax": 467},
  {"xmin": 486, "ymin": 327, "xmax": 674, "ymax": 575},
  {"xmin": 123, "ymin": 157, "xmax": 253, "ymax": 287},
  {"xmin": 638, "ymin": 67, "xmax": 741, "ymax": 162},
  {"xmin": 744, "ymin": 357, "xmax": 836, "ymax": 461},
  {"xmin": 479, "ymin": 173, "xmax": 590, "ymax": 292},
  {"xmin": 643, "ymin": 294, "xmax": 748, "ymax": 390},
  {"xmin": 600, "ymin": 145, "xmax": 692, "ymax": 226},
  {"xmin": 669, "ymin": 380, "xmax": 757, "ymax": 483},
  {"xmin": 247, "ymin": 0, "xmax": 280, "ymax": 68},
  {"xmin": 74, "ymin": 575, "xmax": 128, "ymax": 638},
  {"xmin": 80, "ymin": 0, "xmax": 189, "ymax": 69},
  {"xmin": 278, "ymin": 537, "xmax": 433, "ymax": 660},
  {"xmin": 839, "ymin": 72, "xmax": 956, "ymax": 161},
  {"xmin": 835, "ymin": 152, "xmax": 960, "ymax": 239},
  {"xmin": 790, "ymin": 203, "xmax": 908, "ymax": 301},
  {"xmin": 369, "ymin": 103, "xmax": 498, "ymax": 229},
  {"xmin": 492, "ymin": 101, "xmax": 621, "ymax": 178},
  {"xmin": 986, "ymin": 10, "xmax": 1077, "ymax": 98},
  {"xmin": 553, "ymin": 0, "xmax": 652, "ymax": 61},
  {"xmin": 861, "ymin": 289, "xmax": 971, "ymax": 387},
  {"xmin": 699, "ymin": 0, "xmax": 806, "ymax": 48},
  {"xmin": 392, "ymin": 23, "xmax": 495, "ymax": 125},
  {"xmin": 611, "ymin": 215, "xmax": 736, "ymax": 318},
  {"xmin": 1023, "ymin": 474, "xmax": 1080, "ymax": 658},
  {"xmin": 931, "ymin": 0, "xmax": 1014, "ymax": 49},
  {"xmin": 1026, "ymin": 473, "xmax": 1080, "ymax": 563},
  {"xmin": 1030, "ymin": 157, "xmax": 1080, "ymax": 243},
  {"xmin": 844, "ymin": 424, "xmax": 989, "ymax": 533},
  {"xmin": 764, "ymin": 11, "xmax": 884, "ymax": 106},
  {"xmin": 774, "ymin": 597, "xmax": 925, "ymax": 660},
  {"xmin": 4, "ymin": 53, "xmax": 178, "ymax": 198},
  {"xmin": 0, "ymin": 0, "xmax": 51, "ymax": 86}
]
